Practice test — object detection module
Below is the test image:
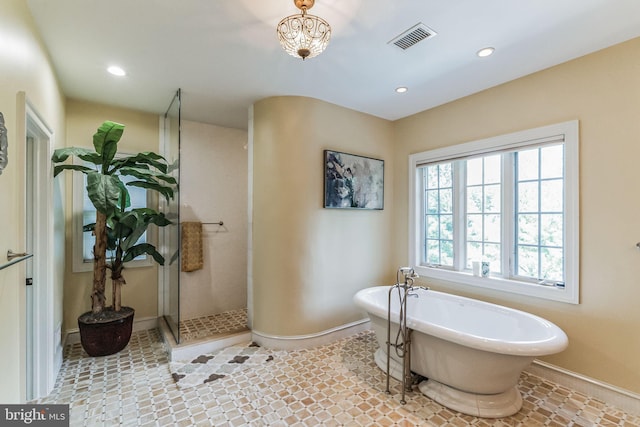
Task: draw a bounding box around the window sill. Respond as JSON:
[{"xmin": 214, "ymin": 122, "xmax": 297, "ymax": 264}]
[
  {"xmin": 72, "ymin": 258, "xmax": 154, "ymax": 274},
  {"xmin": 413, "ymin": 265, "xmax": 578, "ymax": 304}
]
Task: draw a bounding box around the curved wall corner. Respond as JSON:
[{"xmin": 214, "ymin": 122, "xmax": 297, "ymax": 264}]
[{"xmin": 250, "ymin": 96, "xmax": 395, "ymax": 340}]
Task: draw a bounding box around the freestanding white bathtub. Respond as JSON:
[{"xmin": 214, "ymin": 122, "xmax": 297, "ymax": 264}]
[{"xmin": 353, "ymin": 285, "xmax": 568, "ymax": 418}]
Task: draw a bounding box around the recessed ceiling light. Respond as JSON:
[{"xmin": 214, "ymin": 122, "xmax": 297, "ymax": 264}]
[
  {"xmin": 396, "ymin": 87, "xmax": 408, "ymax": 93},
  {"xmin": 477, "ymin": 47, "xmax": 495, "ymax": 58},
  {"xmin": 107, "ymin": 66, "xmax": 126, "ymax": 76}
]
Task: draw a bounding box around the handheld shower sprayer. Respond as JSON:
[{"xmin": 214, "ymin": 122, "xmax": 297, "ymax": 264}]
[{"xmin": 397, "ymin": 267, "xmax": 419, "ymax": 287}]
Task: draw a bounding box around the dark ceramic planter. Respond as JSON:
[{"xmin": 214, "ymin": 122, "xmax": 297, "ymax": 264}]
[{"xmin": 78, "ymin": 307, "xmax": 135, "ymax": 357}]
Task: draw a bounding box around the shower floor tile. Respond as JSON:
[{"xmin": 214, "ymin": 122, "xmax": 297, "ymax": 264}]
[
  {"xmin": 179, "ymin": 308, "xmax": 248, "ymax": 342},
  {"xmin": 36, "ymin": 328, "xmax": 640, "ymax": 426}
]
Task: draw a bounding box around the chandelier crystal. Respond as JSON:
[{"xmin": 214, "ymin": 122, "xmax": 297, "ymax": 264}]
[{"xmin": 277, "ymin": 0, "xmax": 331, "ymax": 60}]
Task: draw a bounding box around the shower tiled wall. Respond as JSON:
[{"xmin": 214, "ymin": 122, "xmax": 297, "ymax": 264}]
[{"xmin": 179, "ymin": 120, "xmax": 249, "ymax": 320}]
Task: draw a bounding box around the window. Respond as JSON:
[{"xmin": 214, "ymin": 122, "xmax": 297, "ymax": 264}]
[
  {"xmin": 424, "ymin": 162, "xmax": 454, "ymax": 266},
  {"xmin": 409, "ymin": 121, "xmax": 579, "ymax": 303},
  {"xmin": 72, "ymin": 157, "xmax": 154, "ymax": 272}
]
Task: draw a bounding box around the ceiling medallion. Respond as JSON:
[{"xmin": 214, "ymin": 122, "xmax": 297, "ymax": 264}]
[{"xmin": 277, "ymin": 0, "xmax": 331, "ymax": 60}]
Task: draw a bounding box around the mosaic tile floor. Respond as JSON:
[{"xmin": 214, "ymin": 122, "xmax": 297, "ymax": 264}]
[
  {"xmin": 169, "ymin": 342, "xmax": 283, "ymax": 389},
  {"xmin": 179, "ymin": 308, "xmax": 249, "ymax": 342},
  {"xmin": 37, "ymin": 329, "xmax": 640, "ymax": 426}
]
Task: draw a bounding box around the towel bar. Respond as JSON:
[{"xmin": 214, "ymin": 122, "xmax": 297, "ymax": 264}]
[{"xmin": 179, "ymin": 221, "xmax": 224, "ymax": 226}]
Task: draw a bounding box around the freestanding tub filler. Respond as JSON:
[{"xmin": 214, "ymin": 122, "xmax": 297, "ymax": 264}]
[{"xmin": 353, "ymin": 285, "xmax": 568, "ymax": 418}]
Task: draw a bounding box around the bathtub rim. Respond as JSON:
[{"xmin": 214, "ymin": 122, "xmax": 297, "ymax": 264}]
[{"xmin": 354, "ymin": 285, "xmax": 568, "ymax": 357}]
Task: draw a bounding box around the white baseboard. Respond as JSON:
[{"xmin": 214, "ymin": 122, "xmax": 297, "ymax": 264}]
[
  {"xmin": 63, "ymin": 316, "xmax": 159, "ymax": 346},
  {"xmin": 251, "ymin": 319, "xmax": 371, "ymax": 350},
  {"xmin": 526, "ymin": 360, "xmax": 640, "ymax": 417},
  {"xmin": 52, "ymin": 341, "xmax": 63, "ymax": 385}
]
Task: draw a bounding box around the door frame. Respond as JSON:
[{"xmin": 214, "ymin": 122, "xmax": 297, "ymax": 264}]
[{"xmin": 17, "ymin": 93, "xmax": 60, "ymax": 400}]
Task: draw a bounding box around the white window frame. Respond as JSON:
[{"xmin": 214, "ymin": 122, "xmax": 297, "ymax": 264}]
[
  {"xmin": 72, "ymin": 153, "xmax": 155, "ymax": 273},
  {"xmin": 408, "ymin": 120, "xmax": 579, "ymax": 304}
]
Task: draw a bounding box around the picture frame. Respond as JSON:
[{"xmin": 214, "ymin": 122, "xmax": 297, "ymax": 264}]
[
  {"xmin": 324, "ymin": 150, "xmax": 384, "ymax": 210},
  {"xmin": 0, "ymin": 112, "xmax": 8, "ymax": 175}
]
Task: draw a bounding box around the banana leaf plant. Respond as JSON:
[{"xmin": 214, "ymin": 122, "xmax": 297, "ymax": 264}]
[{"xmin": 52, "ymin": 121, "xmax": 176, "ymax": 316}]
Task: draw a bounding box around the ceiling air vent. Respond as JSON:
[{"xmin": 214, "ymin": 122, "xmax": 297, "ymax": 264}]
[{"xmin": 388, "ymin": 23, "xmax": 437, "ymax": 50}]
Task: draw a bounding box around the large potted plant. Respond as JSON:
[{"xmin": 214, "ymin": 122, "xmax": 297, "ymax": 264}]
[{"xmin": 53, "ymin": 120, "xmax": 176, "ymax": 356}]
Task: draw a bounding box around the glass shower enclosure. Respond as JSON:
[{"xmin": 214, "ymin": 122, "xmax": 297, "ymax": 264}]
[{"xmin": 160, "ymin": 89, "xmax": 181, "ymax": 343}]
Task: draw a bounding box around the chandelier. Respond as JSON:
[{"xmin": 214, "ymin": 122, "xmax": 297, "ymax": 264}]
[{"xmin": 277, "ymin": 0, "xmax": 331, "ymax": 60}]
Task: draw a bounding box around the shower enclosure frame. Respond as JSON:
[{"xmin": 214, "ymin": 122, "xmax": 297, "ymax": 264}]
[{"xmin": 159, "ymin": 89, "xmax": 182, "ymax": 343}]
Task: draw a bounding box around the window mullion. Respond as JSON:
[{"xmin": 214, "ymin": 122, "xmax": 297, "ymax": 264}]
[
  {"xmin": 538, "ymin": 149, "xmax": 544, "ymax": 281},
  {"xmin": 454, "ymin": 160, "xmax": 466, "ymax": 271},
  {"xmin": 502, "ymin": 153, "xmax": 515, "ymax": 278},
  {"xmin": 418, "ymin": 169, "xmax": 427, "ymax": 265}
]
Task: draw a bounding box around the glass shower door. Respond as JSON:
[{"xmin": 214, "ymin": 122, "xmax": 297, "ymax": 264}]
[{"xmin": 161, "ymin": 89, "xmax": 181, "ymax": 343}]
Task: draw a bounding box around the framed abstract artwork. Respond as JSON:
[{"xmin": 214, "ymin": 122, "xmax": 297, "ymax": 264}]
[
  {"xmin": 324, "ymin": 150, "xmax": 384, "ymax": 209},
  {"xmin": 0, "ymin": 112, "xmax": 7, "ymax": 175}
]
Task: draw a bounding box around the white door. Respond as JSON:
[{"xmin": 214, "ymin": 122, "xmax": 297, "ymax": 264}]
[
  {"xmin": 25, "ymin": 136, "xmax": 35, "ymax": 401},
  {"xmin": 23, "ymin": 99, "xmax": 60, "ymax": 401}
]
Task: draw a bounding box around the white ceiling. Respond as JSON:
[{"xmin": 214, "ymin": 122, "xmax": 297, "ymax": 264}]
[{"xmin": 27, "ymin": 0, "xmax": 640, "ymax": 130}]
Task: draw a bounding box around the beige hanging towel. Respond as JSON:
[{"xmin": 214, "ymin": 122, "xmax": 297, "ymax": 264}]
[{"xmin": 181, "ymin": 221, "xmax": 204, "ymax": 272}]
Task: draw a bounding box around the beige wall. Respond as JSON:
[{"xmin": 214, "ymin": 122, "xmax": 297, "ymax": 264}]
[
  {"xmin": 393, "ymin": 38, "xmax": 640, "ymax": 393},
  {"xmin": 63, "ymin": 99, "xmax": 161, "ymax": 332},
  {"xmin": 0, "ymin": 0, "xmax": 66, "ymax": 403},
  {"xmin": 180, "ymin": 120, "xmax": 248, "ymax": 319},
  {"xmin": 251, "ymin": 96, "xmax": 395, "ymax": 336}
]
